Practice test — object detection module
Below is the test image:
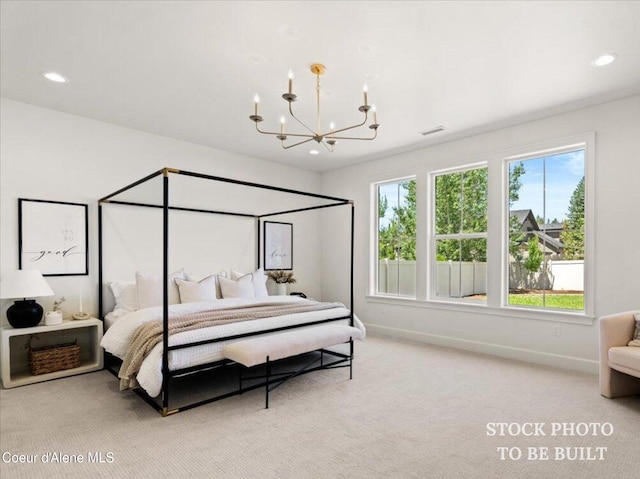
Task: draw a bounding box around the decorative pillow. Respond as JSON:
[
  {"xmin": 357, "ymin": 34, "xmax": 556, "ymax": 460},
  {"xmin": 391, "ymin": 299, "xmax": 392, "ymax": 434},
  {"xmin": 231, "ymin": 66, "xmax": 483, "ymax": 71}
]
[
  {"xmin": 218, "ymin": 274, "xmax": 255, "ymax": 299},
  {"xmin": 136, "ymin": 269, "xmax": 185, "ymax": 309},
  {"xmin": 110, "ymin": 280, "xmax": 138, "ymax": 312},
  {"xmin": 629, "ymin": 312, "xmax": 640, "ymax": 347},
  {"xmin": 231, "ymin": 268, "xmax": 268, "ymax": 298},
  {"xmin": 176, "ymin": 275, "xmax": 217, "ymax": 303},
  {"xmin": 188, "ymin": 270, "xmax": 227, "ymax": 299}
]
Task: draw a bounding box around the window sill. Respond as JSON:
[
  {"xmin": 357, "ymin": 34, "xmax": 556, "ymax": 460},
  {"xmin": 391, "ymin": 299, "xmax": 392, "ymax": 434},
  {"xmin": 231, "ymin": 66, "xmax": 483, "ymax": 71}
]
[{"xmin": 365, "ymin": 295, "xmax": 595, "ymax": 326}]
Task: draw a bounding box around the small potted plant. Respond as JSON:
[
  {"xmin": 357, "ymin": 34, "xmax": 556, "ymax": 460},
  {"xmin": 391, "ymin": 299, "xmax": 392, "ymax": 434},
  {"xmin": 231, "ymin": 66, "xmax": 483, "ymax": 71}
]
[
  {"xmin": 267, "ymin": 270, "xmax": 296, "ymax": 296},
  {"xmin": 45, "ymin": 297, "xmax": 65, "ymax": 326}
]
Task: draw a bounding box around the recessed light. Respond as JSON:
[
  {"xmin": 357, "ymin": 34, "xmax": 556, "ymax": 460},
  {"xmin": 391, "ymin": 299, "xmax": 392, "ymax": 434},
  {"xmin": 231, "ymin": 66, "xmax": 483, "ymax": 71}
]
[
  {"xmin": 309, "ymin": 150, "xmax": 319, "ymax": 155},
  {"xmin": 591, "ymin": 54, "xmax": 617, "ymax": 67},
  {"xmin": 42, "ymin": 72, "xmax": 68, "ymax": 83}
]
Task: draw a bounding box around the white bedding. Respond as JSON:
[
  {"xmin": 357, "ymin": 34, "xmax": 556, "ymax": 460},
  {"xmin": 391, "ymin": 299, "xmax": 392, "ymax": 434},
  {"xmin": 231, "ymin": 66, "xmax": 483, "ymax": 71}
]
[{"xmin": 100, "ymin": 296, "xmax": 365, "ymax": 397}]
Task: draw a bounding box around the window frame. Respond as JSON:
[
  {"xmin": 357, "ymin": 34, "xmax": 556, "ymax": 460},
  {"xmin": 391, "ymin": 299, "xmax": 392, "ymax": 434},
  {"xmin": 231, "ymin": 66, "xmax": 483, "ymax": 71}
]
[
  {"xmin": 501, "ymin": 134, "xmax": 595, "ymax": 318},
  {"xmin": 428, "ymin": 162, "xmax": 489, "ymax": 304},
  {"xmin": 370, "ymin": 175, "xmax": 418, "ymax": 298}
]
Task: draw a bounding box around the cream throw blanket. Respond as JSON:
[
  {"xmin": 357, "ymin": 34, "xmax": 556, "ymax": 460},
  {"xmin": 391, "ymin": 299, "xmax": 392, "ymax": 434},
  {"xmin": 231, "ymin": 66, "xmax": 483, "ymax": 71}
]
[{"xmin": 119, "ymin": 300, "xmax": 342, "ymax": 390}]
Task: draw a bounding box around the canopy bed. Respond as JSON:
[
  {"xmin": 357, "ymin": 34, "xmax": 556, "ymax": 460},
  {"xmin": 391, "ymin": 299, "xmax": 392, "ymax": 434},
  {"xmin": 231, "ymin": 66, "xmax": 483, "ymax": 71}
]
[{"xmin": 98, "ymin": 168, "xmax": 359, "ymax": 416}]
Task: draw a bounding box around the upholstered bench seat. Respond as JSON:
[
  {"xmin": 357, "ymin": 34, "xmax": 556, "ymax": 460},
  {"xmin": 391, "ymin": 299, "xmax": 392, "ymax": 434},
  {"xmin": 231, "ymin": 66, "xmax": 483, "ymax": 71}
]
[
  {"xmin": 223, "ymin": 324, "xmax": 363, "ymax": 367},
  {"xmin": 222, "ymin": 324, "xmax": 363, "ymax": 408}
]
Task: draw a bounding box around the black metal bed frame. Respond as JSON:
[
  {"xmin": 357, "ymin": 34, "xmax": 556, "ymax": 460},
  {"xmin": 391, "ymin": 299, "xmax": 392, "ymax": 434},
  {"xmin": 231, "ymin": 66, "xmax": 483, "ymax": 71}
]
[{"xmin": 98, "ymin": 167, "xmax": 354, "ymax": 416}]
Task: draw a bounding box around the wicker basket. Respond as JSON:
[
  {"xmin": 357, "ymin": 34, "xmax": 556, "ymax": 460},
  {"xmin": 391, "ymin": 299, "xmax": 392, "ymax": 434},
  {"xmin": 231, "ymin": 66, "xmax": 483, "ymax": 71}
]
[{"xmin": 29, "ymin": 340, "xmax": 80, "ymax": 376}]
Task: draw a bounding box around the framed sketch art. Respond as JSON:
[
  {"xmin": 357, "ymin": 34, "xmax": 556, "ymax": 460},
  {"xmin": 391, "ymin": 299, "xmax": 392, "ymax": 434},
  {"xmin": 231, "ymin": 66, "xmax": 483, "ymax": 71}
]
[
  {"xmin": 19, "ymin": 198, "xmax": 89, "ymax": 276},
  {"xmin": 263, "ymin": 221, "xmax": 293, "ymax": 270}
]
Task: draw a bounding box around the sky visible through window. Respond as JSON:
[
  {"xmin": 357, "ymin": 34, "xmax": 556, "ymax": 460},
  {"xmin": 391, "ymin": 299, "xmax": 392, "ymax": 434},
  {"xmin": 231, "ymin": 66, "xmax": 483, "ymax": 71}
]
[
  {"xmin": 379, "ymin": 182, "xmax": 408, "ymax": 228},
  {"xmin": 510, "ymin": 150, "xmax": 584, "ymax": 222}
]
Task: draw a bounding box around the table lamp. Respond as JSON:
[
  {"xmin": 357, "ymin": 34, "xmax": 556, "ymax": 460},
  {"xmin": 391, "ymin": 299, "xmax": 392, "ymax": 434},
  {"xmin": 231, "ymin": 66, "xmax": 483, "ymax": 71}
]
[{"xmin": 1, "ymin": 270, "xmax": 55, "ymax": 328}]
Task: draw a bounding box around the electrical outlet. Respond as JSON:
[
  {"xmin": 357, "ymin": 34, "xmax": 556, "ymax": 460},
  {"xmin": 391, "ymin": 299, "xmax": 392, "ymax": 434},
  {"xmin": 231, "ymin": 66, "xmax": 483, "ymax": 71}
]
[{"xmin": 552, "ymin": 325, "xmax": 561, "ymax": 337}]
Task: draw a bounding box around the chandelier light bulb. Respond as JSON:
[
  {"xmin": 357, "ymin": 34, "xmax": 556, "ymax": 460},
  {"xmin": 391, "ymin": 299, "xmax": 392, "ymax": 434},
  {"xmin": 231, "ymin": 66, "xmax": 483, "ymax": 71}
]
[
  {"xmin": 371, "ymin": 105, "xmax": 377, "ymax": 124},
  {"xmin": 280, "ymin": 115, "xmax": 286, "ymax": 124},
  {"xmin": 363, "ymin": 83, "xmax": 368, "ymax": 106},
  {"xmin": 330, "ymin": 121, "xmax": 335, "ymax": 131},
  {"xmin": 288, "ymin": 69, "xmax": 294, "ymax": 79},
  {"xmin": 253, "ymin": 94, "xmax": 260, "ymax": 116},
  {"xmin": 288, "ymin": 69, "xmax": 294, "ymax": 94},
  {"xmin": 280, "ymin": 115, "xmax": 286, "ymax": 134}
]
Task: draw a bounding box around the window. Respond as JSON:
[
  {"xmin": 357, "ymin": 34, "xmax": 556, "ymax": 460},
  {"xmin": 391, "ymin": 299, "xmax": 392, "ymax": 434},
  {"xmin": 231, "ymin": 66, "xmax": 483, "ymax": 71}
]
[
  {"xmin": 507, "ymin": 148, "xmax": 585, "ymax": 311},
  {"xmin": 431, "ymin": 166, "xmax": 488, "ymax": 303},
  {"xmin": 369, "ymin": 134, "xmax": 592, "ymax": 322},
  {"xmin": 375, "ymin": 178, "xmax": 416, "ymax": 297}
]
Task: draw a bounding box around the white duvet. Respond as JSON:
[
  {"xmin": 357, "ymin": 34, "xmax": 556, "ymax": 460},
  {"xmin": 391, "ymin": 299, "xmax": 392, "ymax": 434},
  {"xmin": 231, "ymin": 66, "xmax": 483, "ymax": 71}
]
[{"xmin": 100, "ymin": 296, "xmax": 365, "ymax": 397}]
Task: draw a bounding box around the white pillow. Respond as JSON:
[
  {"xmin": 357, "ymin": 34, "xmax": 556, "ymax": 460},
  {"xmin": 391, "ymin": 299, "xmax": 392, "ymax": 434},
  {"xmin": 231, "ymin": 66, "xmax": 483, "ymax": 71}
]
[
  {"xmin": 109, "ymin": 280, "xmax": 138, "ymax": 312},
  {"xmin": 218, "ymin": 274, "xmax": 255, "ymax": 299},
  {"xmin": 176, "ymin": 275, "xmax": 217, "ymax": 303},
  {"xmin": 231, "ymin": 268, "xmax": 268, "ymax": 298},
  {"xmin": 187, "ymin": 270, "xmax": 227, "ymax": 299},
  {"xmin": 136, "ymin": 269, "xmax": 185, "ymax": 309}
]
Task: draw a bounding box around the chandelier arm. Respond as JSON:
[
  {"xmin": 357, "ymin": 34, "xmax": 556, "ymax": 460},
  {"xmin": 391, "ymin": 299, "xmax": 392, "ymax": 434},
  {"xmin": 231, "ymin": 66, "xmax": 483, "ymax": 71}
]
[
  {"xmin": 255, "ymin": 123, "xmax": 314, "ymax": 138},
  {"xmin": 324, "ymin": 112, "xmax": 368, "ymax": 137},
  {"xmin": 327, "ymin": 129, "xmax": 378, "ymax": 141},
  {"xmin": 281, "ymin": 137, "xmax": 316, "ymax": 149},
  {"xmin": 288, "ymin": 102, "xmax": 317, "ymax": 135}
]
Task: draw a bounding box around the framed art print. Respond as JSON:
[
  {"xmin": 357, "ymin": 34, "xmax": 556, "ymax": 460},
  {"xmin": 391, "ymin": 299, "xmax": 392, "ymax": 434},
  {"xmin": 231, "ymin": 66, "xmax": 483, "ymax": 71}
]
[
  {"xmin": 263, "ymin": 221, "xmax": 293, "ymax": 270},
  {"xmin": 19, "ymin": 198, "xmax": 89, "ymax": 276}
]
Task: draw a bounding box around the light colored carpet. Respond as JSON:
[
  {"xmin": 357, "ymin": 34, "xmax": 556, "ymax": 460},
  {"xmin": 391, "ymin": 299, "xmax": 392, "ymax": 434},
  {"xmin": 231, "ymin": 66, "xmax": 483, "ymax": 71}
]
[{"xmin": 1, "ymin": 335, "xmax": 638, "ymax": 479}]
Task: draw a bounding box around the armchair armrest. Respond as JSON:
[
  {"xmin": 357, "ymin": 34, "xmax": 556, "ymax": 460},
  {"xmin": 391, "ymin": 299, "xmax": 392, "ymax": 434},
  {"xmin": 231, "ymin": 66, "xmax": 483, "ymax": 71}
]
[
  {"xmin": 599, "ymin": 311, "xmax": 636, "ymax": 358},
  {"xmin": 599, "ymin": 311, "xmax": 640, "ymax": 398}
]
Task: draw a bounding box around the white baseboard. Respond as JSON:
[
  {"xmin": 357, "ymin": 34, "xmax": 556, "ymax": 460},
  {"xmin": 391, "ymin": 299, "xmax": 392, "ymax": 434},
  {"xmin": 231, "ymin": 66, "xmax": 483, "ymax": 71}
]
[{"xmin": 365, "ymin": 323, "xmax": 599, "ymax": 375}]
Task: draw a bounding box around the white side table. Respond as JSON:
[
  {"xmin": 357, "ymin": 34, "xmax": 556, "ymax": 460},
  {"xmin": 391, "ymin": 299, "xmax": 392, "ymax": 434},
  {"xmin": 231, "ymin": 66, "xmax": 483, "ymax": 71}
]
[{"xmin": 1, "ymin": 318, "xmax": 103, "ymax": 388}]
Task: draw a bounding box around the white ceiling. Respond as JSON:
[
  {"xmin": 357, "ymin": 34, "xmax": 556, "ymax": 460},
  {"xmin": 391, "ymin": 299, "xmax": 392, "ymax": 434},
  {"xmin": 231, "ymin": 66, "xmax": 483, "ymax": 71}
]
[{"xmin": 2, "ymin": 1, "xmax": 640, "ymax": 172}]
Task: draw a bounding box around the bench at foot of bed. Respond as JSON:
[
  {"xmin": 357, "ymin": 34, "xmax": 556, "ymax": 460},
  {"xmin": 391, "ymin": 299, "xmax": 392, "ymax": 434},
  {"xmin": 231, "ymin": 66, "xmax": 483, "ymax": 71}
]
[{"xmin": 222, "ymin": 324, "xmax": 363, "ymax": 408}]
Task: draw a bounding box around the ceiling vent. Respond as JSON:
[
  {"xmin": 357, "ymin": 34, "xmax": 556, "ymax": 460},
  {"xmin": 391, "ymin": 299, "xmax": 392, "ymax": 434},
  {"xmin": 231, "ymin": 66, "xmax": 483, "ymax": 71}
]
[{"xmin": 419, "ymin": 125, "xmax": 445, "ymax": 136}]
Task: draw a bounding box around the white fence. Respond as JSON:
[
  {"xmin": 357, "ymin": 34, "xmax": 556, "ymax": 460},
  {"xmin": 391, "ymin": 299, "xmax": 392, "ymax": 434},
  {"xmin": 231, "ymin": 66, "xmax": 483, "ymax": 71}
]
[
  {"xmin": 436, "ymin": 261, "xmax": 487, "ymax": 297},
  {"xmin": 377, "ymin": 259, "xmax": 416, "ymax": 297},
  {"xmin": 378, "ymin": 259, "xmax": 584, "ymax": 297},
  {"xmin": 547, "ymin": 260, "xmax": 584, "ymax": 291}
]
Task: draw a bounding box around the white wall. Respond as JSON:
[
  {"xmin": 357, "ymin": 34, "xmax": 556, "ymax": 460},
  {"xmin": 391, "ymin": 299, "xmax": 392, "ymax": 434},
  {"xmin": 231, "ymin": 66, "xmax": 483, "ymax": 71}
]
[
  {"xmin": 4, "ymin": 95, "xmax": 639, "ymax": 373},
  {"xmin": 321, "ymin": 95, "xmax": 640, "ymax": 373},
  {"xmin": 0, "ymin": 98, "xmax": 323, "ymax": 324}
]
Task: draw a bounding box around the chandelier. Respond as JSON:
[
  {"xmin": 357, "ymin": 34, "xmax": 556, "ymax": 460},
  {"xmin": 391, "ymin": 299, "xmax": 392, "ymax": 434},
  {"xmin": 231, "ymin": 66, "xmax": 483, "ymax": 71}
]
[{"xmin": 249, "ymin": 63, "xmax": 379, "ymax": 152}]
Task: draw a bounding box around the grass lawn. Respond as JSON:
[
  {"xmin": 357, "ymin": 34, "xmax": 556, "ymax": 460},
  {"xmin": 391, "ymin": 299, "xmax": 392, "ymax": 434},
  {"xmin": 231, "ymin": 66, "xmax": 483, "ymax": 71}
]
[{"xmin": 508, "ymin": 294, "xmax": 584, "ymax": 310}]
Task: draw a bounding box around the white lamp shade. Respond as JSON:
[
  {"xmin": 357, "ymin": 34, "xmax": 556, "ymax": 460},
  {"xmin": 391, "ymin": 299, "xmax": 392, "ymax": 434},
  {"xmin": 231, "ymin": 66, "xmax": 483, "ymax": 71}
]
[{"xmin": 0, "ymin": 270, "xmax": 55, "ymax": 299}]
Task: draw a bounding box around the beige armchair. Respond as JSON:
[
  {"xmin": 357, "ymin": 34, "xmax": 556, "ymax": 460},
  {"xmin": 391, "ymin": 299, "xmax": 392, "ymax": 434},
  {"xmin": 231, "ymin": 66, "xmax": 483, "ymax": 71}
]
[{"xmin": 599, "ymin": 311, "xmax": 640, "ymax": 398}]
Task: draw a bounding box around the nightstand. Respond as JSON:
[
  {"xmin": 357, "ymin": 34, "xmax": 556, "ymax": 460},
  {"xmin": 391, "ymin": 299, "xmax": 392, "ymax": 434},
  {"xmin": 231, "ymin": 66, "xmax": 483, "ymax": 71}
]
[{"xmin": 1, "ymin": 318, "xmax": 103, "ymax": 388}]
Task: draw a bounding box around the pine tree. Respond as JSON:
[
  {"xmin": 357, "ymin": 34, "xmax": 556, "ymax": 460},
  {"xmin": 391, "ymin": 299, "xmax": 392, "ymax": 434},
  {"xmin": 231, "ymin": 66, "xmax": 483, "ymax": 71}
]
[
  {"xmin": 434, "ymin": 168, "xmax": 488, "ymax": 262},
  {"xmin": 508, "ymin": 163, "xmax": 527, "ymax": 262},
  {"xmin": 560, "ymin": 177, "xmax": 585, "ymax": 259},
  {"xmin": 378, "ymin": 180, "xmax": 416, "ymax": 260}
]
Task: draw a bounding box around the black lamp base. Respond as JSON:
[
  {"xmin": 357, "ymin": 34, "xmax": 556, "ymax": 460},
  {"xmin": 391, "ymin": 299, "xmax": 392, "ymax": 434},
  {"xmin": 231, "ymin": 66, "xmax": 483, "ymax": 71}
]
[{"xmin": 7, "ymin": 300, "xmax": 43, "ymax": 328}]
